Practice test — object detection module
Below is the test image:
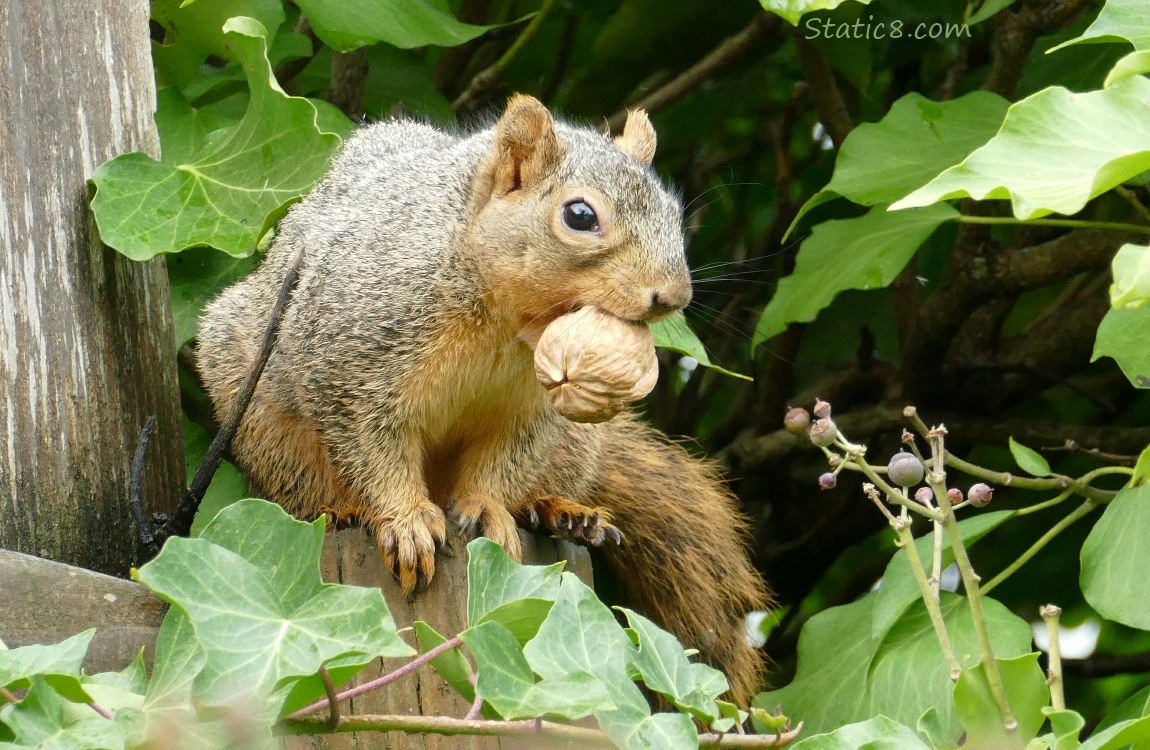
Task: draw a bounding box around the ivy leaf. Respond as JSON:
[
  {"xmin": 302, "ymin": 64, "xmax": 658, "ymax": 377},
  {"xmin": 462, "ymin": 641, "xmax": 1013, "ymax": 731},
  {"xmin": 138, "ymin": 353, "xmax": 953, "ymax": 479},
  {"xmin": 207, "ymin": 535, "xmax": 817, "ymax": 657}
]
[
  {"xmin": 757, "ymin": 0, "xmax": 873, "ymax": 26},
  {"xmin": 1050, "ymin": 0, "xmax": 1150, "ymax": 52},
  {"xmin": 652, "ymin": 312, "xmax": 751, "ymax": 381},
  {"xmin": 753, "ymin": 204, "xmax": 957, "ymax": 351},
  {"xmin": 790, "ymin": 92, "xmax": 1008, "ymax": 233},
  {"xmin": 1104, "ymin": 50, "xmax": 1150, "ymax": 88},
  {"xmin": 953, "ymin": 654, "xmax": 1049, "ymax": 746},
  {"xmin": 892, "ymin": 77, "xmax": 1150, "ymax": 219},
  {"xmin": 871, "ymin": 510, "xmax": 1016, "ymax": 640},
  {"xmin": 789, "ymin": 716, "xmax": 931, "ymax": 749},
  {"xmin": 618, "ymin": 608, "xmax": 724, "ymax": 722},
  {"xmin": 466, "ymin": 538, "xmax": 563, "ymax": 640},
  {"xmin": 1030, "ymin": 708, "xmax": 1086, "ymax": 750},
  {"xmin": 1080, "ymin": 714, "xmax": 1150, "ymax": 749},
  {"xmin": 292, "ymin": 0, "xmax": 493, "ymax": 51},
  {"xmin": 90, "ymin": 17, "xmax": 342, "ymax": 259},
  {"xmin": 0, "ymin": 677, "xmax": 125, "ymax": 750},
  {"xmin": 84, "ymin": 649, "xmax": 148, "ymax": 695},
  {"xmin": 134, "ymin": 501, "xmax": 411, "ymax": 706},
  {"xmin": 151, "ymin": 0, "xmax": 286, "ymax": 77},
  {"xmin": 1009, "ymin": 437, "xmax": 1053, "ymax": 477},
  {"xmin": 415, "ymin": 621, "xmax": 474, "ymax": 703},
  {"xmin": 1081, "ymin": 484, "xmax": 1150, "ymax": 630},
  {"xmin": 1109, "ymin": 242, "xmax": 1150, "ymax": 309},
  {"xmin": 0, "ymin": 631, "xmax": 95, "ymax": 703},
  {"xmin": 1093, "ymin": 305, "xmax": 1150, "ymax": 389},
  {"xmin": 756, "ymin": 592, "xmax": 1034, "ymax": 740},
  {"xmin": 461, "ymin": 621, "xmax": 614, "ymax": 720}
]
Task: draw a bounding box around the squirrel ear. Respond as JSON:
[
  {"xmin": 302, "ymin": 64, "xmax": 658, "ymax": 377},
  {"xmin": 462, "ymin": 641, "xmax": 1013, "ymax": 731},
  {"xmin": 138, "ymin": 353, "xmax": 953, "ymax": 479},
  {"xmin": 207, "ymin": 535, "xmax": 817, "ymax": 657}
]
[
  {"xmin": 614, "ymin": 109, "xmax": 657, "ymax": 166},
  {"xmin": 491, "ymin": 94, "xmax": 563, "ymax": 195}
]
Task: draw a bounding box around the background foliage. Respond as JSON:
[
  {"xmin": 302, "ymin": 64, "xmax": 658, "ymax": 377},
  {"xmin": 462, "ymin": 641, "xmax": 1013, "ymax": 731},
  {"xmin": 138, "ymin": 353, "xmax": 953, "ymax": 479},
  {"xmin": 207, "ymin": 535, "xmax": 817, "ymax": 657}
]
[{"xmin": 10, "ymin": 0, "xmax": 1150, "ymax": 746}]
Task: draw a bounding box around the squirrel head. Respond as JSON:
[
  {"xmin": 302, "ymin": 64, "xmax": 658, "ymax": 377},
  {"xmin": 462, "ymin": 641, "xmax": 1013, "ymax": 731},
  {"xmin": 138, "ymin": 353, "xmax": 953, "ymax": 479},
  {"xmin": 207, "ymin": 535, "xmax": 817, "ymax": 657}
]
[{"xmin": 466, "ymin": 94, "xmax": 691, "ymax": 336}]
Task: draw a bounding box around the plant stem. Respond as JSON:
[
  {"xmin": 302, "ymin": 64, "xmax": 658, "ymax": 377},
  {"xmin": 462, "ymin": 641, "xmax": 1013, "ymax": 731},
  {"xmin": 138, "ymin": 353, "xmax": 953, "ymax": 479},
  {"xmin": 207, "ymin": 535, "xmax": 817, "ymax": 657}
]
[
  {"xmin": 894, "ymin": 518, "xmax": 961, "ymax": 679},
  {"xmin": 286, "ymin": 636, "xmax": 464, "ymax": 719},
  {"xmin": 955, "ymin": 215, "xmax": 1150, "ymax": 236},
  {"xmin": 928, "ymin": 428, "xmax": 1018, "ymax": 735},
  {"xmin": 1041, "ymin": 605, "xmax": 1066, "ymax": 711},
  {"xmin": 931, "ymin": 519, "xmax": 944, "ymax": 597},
  {"xmin": 278, "ymin": 713, "xmax": 806, "ymax": 747},
  {"xmin": 1015, "ymin": 488, "xmax": 1073, "ymax": 516},
  {"xmin": 847, "ymin": 458, "xmax": 943, "ymax": 522},
  {"xmin": 981, "ymin": 500, "xmax": 1098, "ymax": 595},
  {"xmin": 943, "ymin": 452, "xmax": 1117, "ymax": 503}
]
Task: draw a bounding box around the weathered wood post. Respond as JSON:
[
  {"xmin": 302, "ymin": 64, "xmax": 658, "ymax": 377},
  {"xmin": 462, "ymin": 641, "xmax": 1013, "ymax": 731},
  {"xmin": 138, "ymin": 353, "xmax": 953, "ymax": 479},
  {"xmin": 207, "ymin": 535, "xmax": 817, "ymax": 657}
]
[{"xmin": 0, "ymin": 2, "xmax": 183, "ymax": 573}]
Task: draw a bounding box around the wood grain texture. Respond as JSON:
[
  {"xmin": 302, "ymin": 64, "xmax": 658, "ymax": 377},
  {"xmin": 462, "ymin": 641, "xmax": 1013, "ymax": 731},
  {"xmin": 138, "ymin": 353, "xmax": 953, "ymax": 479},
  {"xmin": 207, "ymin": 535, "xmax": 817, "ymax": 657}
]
[{"xmin": 0, "ymin": 0, "xmax": 183, "ymax": 574}]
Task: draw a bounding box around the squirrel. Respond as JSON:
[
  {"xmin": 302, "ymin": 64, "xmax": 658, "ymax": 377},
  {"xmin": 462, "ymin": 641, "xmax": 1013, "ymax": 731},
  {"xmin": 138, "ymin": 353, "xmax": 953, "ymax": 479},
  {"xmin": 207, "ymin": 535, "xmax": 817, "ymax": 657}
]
[{"xmin": 195, "ymin": 94, "xmax": 772, "ymax": 703}]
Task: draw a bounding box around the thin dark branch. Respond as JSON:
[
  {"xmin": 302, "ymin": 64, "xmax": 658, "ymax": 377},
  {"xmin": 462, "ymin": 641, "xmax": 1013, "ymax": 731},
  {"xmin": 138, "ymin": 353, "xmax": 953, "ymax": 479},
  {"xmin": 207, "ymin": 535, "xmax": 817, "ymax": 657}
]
[
  {"xmin": 792, "ymin": 31, "xmax": 851, "ymax": 148},
  {"xmin": 319, "ymin": 667, "xmax": 341, "ymax": 731},
  {"xmin": 157, "ymin": 247, "xmax": 306, "ymax": 541},
  {"xmin": 606, "ymin": 12, "xmax": 781, "ymax": 132},
  {"xmin": 1040, "ymin": 440, "xmax": 1138, "ymax": 466},
  {"xmin": 129, "ymin": 415, "xmax": 159, "ymax": 556}
]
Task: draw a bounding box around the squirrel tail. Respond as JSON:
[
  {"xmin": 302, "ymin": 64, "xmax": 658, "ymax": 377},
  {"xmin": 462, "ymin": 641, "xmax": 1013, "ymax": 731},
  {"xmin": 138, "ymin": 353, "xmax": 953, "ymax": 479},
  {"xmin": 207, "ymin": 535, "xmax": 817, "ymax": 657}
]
[{"xmin": 592, "ymin": 414, "xmax": 771, "ymax": 705}]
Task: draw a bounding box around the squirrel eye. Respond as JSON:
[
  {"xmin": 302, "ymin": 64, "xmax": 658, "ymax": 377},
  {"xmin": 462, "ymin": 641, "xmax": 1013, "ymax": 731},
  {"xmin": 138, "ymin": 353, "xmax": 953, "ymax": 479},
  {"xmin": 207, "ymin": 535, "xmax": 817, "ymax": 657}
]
[{"xmin": 562, "ymin": 200, "xmax": 599, "ymax": 232}]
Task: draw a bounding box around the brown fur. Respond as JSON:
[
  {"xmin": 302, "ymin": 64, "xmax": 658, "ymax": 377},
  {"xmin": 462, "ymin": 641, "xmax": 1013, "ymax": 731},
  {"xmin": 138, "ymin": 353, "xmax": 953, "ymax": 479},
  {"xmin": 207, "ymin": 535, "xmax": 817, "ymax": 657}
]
[{"xmin": 196, "ymin": 96, "xmax": 771, "ymax": 704}]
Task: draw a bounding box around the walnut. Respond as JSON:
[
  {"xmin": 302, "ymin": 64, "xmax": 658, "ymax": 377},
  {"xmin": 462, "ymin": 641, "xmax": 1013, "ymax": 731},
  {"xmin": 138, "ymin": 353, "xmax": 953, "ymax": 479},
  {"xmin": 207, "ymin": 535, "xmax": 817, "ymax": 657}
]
[{"xmin": 532, "ymin": 308, "xmax": 658, "ymax": 423}]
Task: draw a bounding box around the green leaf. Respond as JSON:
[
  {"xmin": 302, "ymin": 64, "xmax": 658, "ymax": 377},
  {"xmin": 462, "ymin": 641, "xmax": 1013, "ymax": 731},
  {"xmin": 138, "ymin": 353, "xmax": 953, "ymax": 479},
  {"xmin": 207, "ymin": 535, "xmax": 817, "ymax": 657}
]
[
  {"xmin": 872, "ymin": 510, "xmax": 1016, "ymax": 640},
  {"xmin": 1032, "ymin": 707, "xmax": 1086, "ymax": 750},
  {"xmin": 0, "ymin": 631, "xmax": 95, "ymax": 703},
  {"xmin": 1050, "ymin": 0, "xmax": 1150, "ymax": 52},
  {"xmin": 84, "ymin": 649, "xmax": 148, "ymax": 695},
  {"xmin": 1009, "ymin": 437, "xmax": 1053, "ymax": 477},
  {"xmin": 466, "ymin": 538, "xmax": 563, "ymax": 633},
  {"xmin": 758, "ymin": 0, "xmax": 873, "ymax": 26},
  {"xmin": 0, "ymin": 677, "xmax": 125, "ymax": 750},
  {"xmin": 916, "ymin": 706, "xmax": 956, "ymax": 750},
  {"xmin": 1081, "ymin": 484, "xmax": 1150, "ymax": 629},
  {"xmin": 1105, "ymin": 50, "xmax": 1150, "ymax": 88},
  {"xmin": 791, "ymin": 92, "xmax": 1009, "ymax": 231},
  {"xmin": 461, "ymin": 621, "xmax": 614, "ymax": 720},
  {"xmin": 1094, "ymin": 683, "xmax": 1150, "ymax": 735},
  {"xmin": 757, "ymin": 592, "xmax": 1034, "ymax": 740},
  {"xmin": 415, "ymin": 621, "xmax": 475, "ymax": 703},
  {"xmin": 1109, "ymin": 243, "xmax": 1150, "ymax": 310},
  {"xmin": 90, "ymin": 17, "xmax": 341, "ymax": 259},
  {"xmin": 789, "ymin": 715, "xmax": 932, "ymax": 749},
  {"xmin": 651, "ymin": 311, "xmax": 751, "ymax": 380},
  {"xmin": 953, "ymin": 653, "xmax": 1049, "ymax": 746},
  {"xmin": 135, "ymin": 501, "xmax": 411, "ymax": 705},
  {"xmin": 753, "ymin": 204, "xmax": 957, "ymax": 350},
  {"xmin": 292, "ymin": 0, "xmax": 493, "ymax": 52},
  {"xmin": 1081, "ymin": 714, "xmax": 1150, "ymax": 749},
  {"xmin": 618, "ymin": 608, "xmax": 725, "ymax": 722},
  {"xmin": 1093, "ymin": 305, "xmax": 1150, "ymax": 389},
  {"xmin": 596, "ymin": 707, "xmax": 697, "ymax": 750},
  {"xmin": 151, "ymin": 0, "xmax": 286, "ymax": 85},
  {"xmin": 168, "ymin": 245, "xmax": 260, "ymax": 348},
  {"xmin": 891, "ymin": 77, "xmax": 1150, "ymax": 220}
]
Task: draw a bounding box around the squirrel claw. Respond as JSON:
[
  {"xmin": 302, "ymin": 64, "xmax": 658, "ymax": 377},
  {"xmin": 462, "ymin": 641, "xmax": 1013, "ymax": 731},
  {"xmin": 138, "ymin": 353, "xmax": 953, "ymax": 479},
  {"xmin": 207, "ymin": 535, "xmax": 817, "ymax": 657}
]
[
  {"xmin": 376, "ymin": 502, "xmax": 447, "ymax": 595},
  {"xmin": 515, "ymin": 497, "xmax": 623, "ymax": 547}
]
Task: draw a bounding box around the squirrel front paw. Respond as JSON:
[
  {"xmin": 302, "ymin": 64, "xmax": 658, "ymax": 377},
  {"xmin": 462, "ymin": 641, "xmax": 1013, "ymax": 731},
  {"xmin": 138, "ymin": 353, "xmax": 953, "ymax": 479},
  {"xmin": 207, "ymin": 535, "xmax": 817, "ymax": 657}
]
[
  {"xmin": 451, "ymin": 495, "xmax": 524, "ymax": 563},
  {"xmin": 376, "ymin": 501, "xmax": 447, "ymax": 594},
  {"xmin": 515, "ymin": 496, "xmax": 623, "ymax": 547}
]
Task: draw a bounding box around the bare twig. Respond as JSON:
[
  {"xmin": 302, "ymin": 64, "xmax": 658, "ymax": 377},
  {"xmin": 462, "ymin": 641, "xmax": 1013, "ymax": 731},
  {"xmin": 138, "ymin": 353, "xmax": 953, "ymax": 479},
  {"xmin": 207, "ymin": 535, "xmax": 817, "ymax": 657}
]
[
  {"xmin": 1041, "ymin": 604, "xmax": 1065, "ymax": 711},
  {"xmin": 453, "ymin": 0, "xmax": 561, "ymax": 112},
  {"xmin": 1041, "ymin": 439, "xmax": 1138, "ymax": 466},
  {"xmin": 319, "ymin": 667, "xmax": 341, "ymax": 731},
  {"xmin": 605, "ymin": 12, "xmax": 781, "ymax": 131},
  {"xmin": 129, "ymin": 415, "xmax": 159, "ymax": 556},
  {"xmin": 159, "ymin": 247, "xmax": 306, "ymax": 541},
  {"xmin": 279, "ymin": 713, "xmax": 805, "ymax": 747},
  {"xmin": 287, "ymin": 636, "xmax": 464, "ymax": 719},
  {"xmin": 792, "ymin": 31, "xmax": 851, "ymax": 147}
]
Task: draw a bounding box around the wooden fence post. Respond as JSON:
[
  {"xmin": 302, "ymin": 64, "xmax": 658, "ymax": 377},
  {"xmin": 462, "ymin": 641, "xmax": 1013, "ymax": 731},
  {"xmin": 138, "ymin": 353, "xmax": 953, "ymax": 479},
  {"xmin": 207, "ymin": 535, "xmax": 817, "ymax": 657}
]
[{"xmin": 0, "ymin": 1, "xmax": 182, "ymax": 574}]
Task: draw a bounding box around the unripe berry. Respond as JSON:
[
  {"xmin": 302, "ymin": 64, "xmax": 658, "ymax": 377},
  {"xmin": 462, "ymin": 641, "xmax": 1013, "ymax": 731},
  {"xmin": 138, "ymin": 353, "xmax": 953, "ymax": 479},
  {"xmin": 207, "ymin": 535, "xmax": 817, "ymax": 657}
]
[
  {"xmin": 914, "ymin": 487, "xmax": 934, "ymax": 505},
  {"xmin": 784, "ymin": 407, "xmax": 811, "ymax": 435},
  {"xmin": 819, "ymin": 472, "xmax": 837, "ymax": 490},
  {"xmin": 887, "ymin": 452, "xmax": 925, "ymax": 487},
  {"xmin": 967, "ymin": 483, "xmax": 994, "ymax": 507},
  {"xmin": 947, "ymin": 488, "xmax": 963, "ymax": 504},
  {"xmin": 813, "ymin": 399, "xmax": 832, "ymax": 419},
  {"xmin": 809, "ymin": 418, "xmax": 838, "ymax": 447}
]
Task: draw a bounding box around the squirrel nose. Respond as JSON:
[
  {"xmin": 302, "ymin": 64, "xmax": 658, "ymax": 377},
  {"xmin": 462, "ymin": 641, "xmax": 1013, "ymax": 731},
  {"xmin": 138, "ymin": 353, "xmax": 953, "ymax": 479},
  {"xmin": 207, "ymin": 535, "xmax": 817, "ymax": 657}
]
[{"xmin": 648, "ymin": 284, "xmax": 692, "ymax": 319}]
